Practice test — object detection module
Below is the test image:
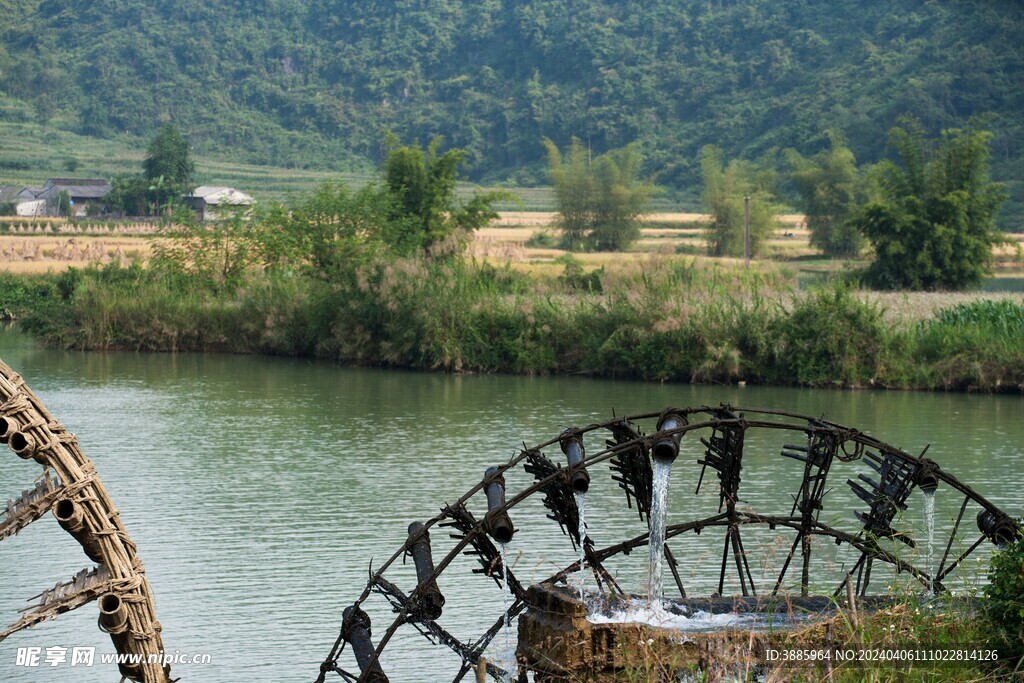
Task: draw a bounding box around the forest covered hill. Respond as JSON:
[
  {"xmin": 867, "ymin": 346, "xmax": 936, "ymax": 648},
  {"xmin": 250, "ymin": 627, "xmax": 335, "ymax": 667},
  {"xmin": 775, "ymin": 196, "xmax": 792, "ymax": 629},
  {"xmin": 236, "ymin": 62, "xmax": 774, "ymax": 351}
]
[{"xmin": 1, "ymin": 0, "xmax": 1022, "ymax": 219}]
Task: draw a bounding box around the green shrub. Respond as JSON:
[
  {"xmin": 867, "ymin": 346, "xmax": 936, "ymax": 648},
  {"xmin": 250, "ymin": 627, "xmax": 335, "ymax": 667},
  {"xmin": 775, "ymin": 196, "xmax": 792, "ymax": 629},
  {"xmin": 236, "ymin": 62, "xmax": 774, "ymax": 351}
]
[
  {"xmin": 767, "ymin": 284, "xmax": 888, "ymax": 386},
  {"xmin": 0, "ymin": 272, "xmax": 68, "ymax": 321},
  {"xmin": 984, "ymin": 529, "xmax": 1024, "ymax": 663},
  {"xmin": 524, "ymin": 229, "xmax": 559, "ymax": 248},
  {"xmin": 555, "ymin": 254, "xmax": 603, "ymax": 292}
]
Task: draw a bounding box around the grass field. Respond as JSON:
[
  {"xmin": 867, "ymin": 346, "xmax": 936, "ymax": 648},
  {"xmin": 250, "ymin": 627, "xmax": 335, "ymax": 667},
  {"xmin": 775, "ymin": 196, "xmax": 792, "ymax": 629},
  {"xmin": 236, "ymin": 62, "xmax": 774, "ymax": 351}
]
[
  {"xmin": 0, "ymin": 119, "xmax": 381, "ymax": 200},
  {"xmin": 0, "ymin": 119, "xmax": 688, "ymax": 211}
]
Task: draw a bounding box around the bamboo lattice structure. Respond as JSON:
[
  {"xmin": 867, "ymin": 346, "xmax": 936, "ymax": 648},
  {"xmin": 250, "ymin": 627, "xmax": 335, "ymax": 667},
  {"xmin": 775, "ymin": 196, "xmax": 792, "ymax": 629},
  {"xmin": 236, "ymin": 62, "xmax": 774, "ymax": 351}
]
[{"xmin": 0, "ymin": 358, "xmax": 171, "ymax": 682}]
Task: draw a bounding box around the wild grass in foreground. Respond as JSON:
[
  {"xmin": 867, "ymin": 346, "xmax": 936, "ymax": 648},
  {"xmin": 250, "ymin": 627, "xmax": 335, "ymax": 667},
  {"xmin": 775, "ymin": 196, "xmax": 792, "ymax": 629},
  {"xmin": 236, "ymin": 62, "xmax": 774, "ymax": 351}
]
[{"xmin": 710, "ymin": 534, "xmax": 1021, "ymax": 681}]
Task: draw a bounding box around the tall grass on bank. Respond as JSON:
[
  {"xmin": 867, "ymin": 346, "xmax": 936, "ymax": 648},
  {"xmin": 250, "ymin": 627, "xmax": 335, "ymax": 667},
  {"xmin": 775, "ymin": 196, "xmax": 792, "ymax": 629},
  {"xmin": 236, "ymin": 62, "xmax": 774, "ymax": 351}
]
[
  {"xmin": 0, "ymin": 272, "xmax": 59, "ymax": 320},
  {"xmin": 18, "ymin": 264, "xmax": 322, "ymax": 355},
  {"xmin": 914, "ymin": 300, "xmax": 1024, "ymax": 390},
  {"xmin": 11, "ymin": 258, "xmax": 1024, "ymax": 392}
]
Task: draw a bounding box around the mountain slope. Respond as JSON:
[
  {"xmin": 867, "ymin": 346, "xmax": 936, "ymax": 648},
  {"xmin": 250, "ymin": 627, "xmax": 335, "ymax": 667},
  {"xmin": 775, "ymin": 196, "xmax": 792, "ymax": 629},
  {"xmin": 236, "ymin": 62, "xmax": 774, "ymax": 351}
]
[{"xmin": 1, "ymin": 0, "xmax": 1022, "ymax": 213}]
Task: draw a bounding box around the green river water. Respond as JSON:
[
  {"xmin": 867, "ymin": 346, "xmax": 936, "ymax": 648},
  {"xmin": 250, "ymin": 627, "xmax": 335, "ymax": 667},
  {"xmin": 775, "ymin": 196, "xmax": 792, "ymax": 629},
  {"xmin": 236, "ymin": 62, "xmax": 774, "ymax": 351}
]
[{"xmin": 0, "ymin": 327, "xmax": 1021, "ymax": 682}]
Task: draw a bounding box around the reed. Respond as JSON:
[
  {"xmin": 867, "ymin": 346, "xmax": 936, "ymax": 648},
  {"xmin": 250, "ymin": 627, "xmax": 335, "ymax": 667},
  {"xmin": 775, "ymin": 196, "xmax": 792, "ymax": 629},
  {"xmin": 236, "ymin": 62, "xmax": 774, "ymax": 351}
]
[
  {"xmin": 912, "ymin": 300, "xmax": 1024, "ymax": 390},
  {"xmin": 9, "ymin": 257, "xmax": 1024, "ymax": 393}
]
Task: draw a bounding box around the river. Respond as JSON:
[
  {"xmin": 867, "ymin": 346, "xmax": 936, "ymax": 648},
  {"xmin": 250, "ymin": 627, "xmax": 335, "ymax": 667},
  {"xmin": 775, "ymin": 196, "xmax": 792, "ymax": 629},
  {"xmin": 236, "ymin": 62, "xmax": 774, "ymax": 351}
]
[{"xmin": 0, "ymin": 327, "xmax": 1021, "ymax": 682}]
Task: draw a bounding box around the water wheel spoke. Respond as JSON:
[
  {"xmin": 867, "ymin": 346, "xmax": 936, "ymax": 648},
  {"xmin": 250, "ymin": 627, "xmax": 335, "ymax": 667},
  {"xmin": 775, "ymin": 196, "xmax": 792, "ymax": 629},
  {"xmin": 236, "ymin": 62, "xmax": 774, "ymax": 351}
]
[
  {"xmin": 800, "ymin": 532, "xmax": 813, "ymax": 596},
  {"xmin": 585, "ymin": 541, "xmax": 625, "ymax": 596},
  {"xmin": 936, "ymin": 495, "xmax": 970, "ymax": 580},
  {"xmin": 730, "ymin": 529, "xmax": 749, "ymax": 596},
  {"xmin": 718, "ymin": 525, "xmax": 732, "ymax": 595},
  {"xmin": 735, "ymin": 528, "xmax": 756, "ymax": 596},
  {"xmin": 771, "ymin": 532, "xmax": 802, "ymax": 596},
  {"xmin": 663, "ymin": 544, "xmax": 686, "ymax": 599},
  {"xmin": 835, "ymin": 553, "xmax": 867, "ymax": 597},
  {"xmin": 452, "ymin": 662, "xmax": 472, "ymax": 683},
  {"xmin": 935, "ymin": 534, "xmax": 986, "ymax": 583},
  {"xmin": 468, "ymin": 603, "xmax": 529, "ymax": 680},
  {"xmin": 859, "ymin": 556, "xmax": 874, "ymax": 597}
]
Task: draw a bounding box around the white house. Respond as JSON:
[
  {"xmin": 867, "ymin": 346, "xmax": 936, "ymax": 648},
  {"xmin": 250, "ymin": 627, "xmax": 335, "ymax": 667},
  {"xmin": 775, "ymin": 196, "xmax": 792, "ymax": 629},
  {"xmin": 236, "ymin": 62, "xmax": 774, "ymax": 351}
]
[
  {"xmin": 0, "ymin": 186, "xmax": 46, "ymax": 217},
  {"xmin": 183, "ymin": 186, "xmax": 254, "ymax": 221},
  {"xmin": 15, "ymin": 199, "xmax": 47, "ymax": 217}
]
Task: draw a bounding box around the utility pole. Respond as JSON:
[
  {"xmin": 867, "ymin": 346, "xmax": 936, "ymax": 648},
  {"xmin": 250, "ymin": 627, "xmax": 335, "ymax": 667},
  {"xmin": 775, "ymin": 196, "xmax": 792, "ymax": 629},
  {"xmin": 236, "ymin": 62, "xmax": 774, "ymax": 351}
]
[{"xmin": 744, "ymin": 195, "xmax": 750, "ymax": 268}]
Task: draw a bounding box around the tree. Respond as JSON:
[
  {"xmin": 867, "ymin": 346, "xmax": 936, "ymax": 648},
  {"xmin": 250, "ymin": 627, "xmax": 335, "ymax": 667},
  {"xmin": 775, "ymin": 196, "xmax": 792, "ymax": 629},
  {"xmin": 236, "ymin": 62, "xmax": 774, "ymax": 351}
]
[
  {"xmin": 383, "ymin": 136, "xmax": 505, "ymax": 254},
  {"xmin": 544, "ymin": 137, "xmax": 594, "ymax": 250},
  {"xmin": 106, "ymin": 175, "xmax": 151, "ymax": 217},
  {"xmin": 590, "ymin": 144, "xmax": 652, "ymax": 251},
  {"xmin": 700, "ymin": 146, "xmax": 776, "ymax": 258},
  {"xmin": 56, "ymin": 190, "xmax": 72, "ymax": 218},
  {"xmin": 143, "ymin": 125, "xmax": 195, "ymax": 209},
  {"xmin": 851, "ymin": 121, "xmax": 1006, "ymax": 290},
  {"xmin": 152, "ymin": 204, "xmax": 268, "ymax": 291},
  {"xmin": 544, "ymin": 138, "xmax": 651, "ymax": 251},
  {"xmin": 273, "ymin": 181, "xmax": 405, "ymax": 275},
  {"xmin": 786, "ymin": 131, "xmax": 867, "ymax": 257}
]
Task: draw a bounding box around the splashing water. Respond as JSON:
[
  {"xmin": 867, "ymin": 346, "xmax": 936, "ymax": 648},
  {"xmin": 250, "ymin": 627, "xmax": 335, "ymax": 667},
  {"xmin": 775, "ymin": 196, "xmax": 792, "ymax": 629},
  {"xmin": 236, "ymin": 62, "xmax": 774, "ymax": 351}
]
[
  {"xmin": 588, "ymin": 598, "xmax": 767, "ymax": 630},
  {"xmin": 924, "ymin": 490, "xmax": 936, "ymax": 595},
  {"xmin": 493, "ymin": 543, "xmax": 518, "ymax": 681},
  {"xmin": 648, "ymin": 459, "xmax": 673, "ymax": 602},
  {"xmin": 574, "ymin": 491, "xmax": 588, "ymax": 601},
  {"xmin": 501, "ymin": 544, "xmax": 511, "ymax": 629}
]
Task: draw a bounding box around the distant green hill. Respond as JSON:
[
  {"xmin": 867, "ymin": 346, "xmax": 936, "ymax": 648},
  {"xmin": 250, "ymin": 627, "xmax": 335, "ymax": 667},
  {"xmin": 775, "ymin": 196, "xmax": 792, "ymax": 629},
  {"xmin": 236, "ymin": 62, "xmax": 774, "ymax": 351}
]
[{"xmin": 1, "ymin": 0, "xmax": 1022, "ymax": 223}]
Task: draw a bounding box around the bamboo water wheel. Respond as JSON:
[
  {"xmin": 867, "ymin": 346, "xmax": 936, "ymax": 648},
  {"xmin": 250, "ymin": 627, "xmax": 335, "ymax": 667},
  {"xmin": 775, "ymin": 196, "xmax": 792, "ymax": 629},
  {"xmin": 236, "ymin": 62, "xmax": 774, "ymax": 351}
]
[
  {"xmin": 0, "ymin": 359, "xmax": 171, "ymax": 682},
  {"xmin": 315, "ymin": 406, "xmax": 1022, "ymax": 682}
]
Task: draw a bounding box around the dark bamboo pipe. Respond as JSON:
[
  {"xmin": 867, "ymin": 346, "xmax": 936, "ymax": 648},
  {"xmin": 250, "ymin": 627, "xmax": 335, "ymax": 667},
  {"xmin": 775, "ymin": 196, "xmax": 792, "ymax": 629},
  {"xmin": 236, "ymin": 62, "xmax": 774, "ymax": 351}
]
[
  {"xmin": 407, "ymin": 522, "xmax": 445, "ymax": 620},
  {"xmin": 9, "ymin": 430, "xmax": 41, "ymax": 463},
  {"xmin": 53, "ymin": 498, "xmax": 105, "ymax": 563},
  {"xmin": 978, "ymin": 509, "xmax": 1021, "ymax": 548},
  {"xmin": 9, "ymin": 429, "xmax": 49, "ymax": 465},
  {"xmin": 914, "ymin": 459, "xmax": 940, "ymax": 493},
  {"xmin": 98, "ymin": 593, "xmax": 143, "ymax": 680},
  {"xmin": 483, "ymin": 467, "xmax": 515, "ymax": 544},
  {"xmin": 342, "ymin": 606, "xmax": 389, "ymax": 683},
  {"xmin": 652, "ymin": 412, "xmax": 687, "ymax": 463},
  {"xmin": 559, "ymin": 429, "xmax": 590, "ymax": 493},
  {"xmin": 0, "ymin": 415, "xmax": 19, "ymax": 444}
]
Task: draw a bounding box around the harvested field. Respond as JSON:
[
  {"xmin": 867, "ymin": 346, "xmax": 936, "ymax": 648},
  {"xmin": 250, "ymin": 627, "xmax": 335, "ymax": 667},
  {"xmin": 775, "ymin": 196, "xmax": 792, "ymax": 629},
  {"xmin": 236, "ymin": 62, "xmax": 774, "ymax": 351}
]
[
  {"xmin": 861, "ymin": 290, "xmax": 1024, "ymax": 323},
  {"xmin": 2, "ymin": 212, "xmax": 1020, "ymax": 294},
  {"xmin": 492, "ymin": 211, "xmax": 559, "ymax": 227},
  {"xmin": 0, "ymin": 235, "xmax": 148, "ymax": 273},
  {"xmin": 473, "ymin": 214, "xmax": 818, "ymax": 271}
]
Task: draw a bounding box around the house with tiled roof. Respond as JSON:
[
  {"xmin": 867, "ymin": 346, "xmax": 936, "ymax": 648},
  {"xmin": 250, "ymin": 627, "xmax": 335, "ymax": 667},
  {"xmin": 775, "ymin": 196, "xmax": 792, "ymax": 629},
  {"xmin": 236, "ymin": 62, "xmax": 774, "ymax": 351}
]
[{"xmin": 34, "ymin": 178, "xmax": 113, "ymax": 217}]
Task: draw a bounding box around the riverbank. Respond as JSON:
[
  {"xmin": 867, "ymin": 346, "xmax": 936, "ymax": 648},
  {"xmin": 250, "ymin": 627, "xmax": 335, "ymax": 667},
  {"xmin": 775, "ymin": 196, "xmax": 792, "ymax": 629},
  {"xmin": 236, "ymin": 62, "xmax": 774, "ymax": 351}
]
[{"xmin": 4, "ymin": 255, "xmax": 1023, "ymax": 393}]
